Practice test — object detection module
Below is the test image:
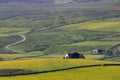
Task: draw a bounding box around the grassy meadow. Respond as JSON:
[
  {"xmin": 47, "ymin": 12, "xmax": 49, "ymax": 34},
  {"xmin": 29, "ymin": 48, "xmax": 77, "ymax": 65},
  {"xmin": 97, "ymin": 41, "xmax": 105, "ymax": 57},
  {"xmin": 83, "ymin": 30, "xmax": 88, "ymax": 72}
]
[
  {"xmin": 59, "ymin": 18, "xmax": 120, "ymax": 31},
  {"xmin": 0, "ymin": 1, "xmax": 120, "ymax": 80},
  {"xmin": 0, "ymin": 58, "xmax": 119, "ymax": 80},
  {"xmin": 0, "ymin": 28, "xmax": 31, "ymax": 53},
  {"xmin": 44, "ymin": 41, "xmax": 120, "ymax": 54},
  {"xmin": 0, "ymin": 58, "xmax": 116, "ymax": 70},
  {"xmin": 0, "ymin": 51, "xmax": 44, "ymax": 60},
  {"xmin": 1, "ymin": 18, "xmax": 120, "ymax": 60},
  {"xmin": 8, "ymin": 19, "xmax": 120, "ymax": 55},
  {"xmin": 0, "ymin": 66, "xmax": 118, "ymax": 80},
  {"xmin": 0, "ymin": 28, "xmax": 30, "ymax": 36},
  {"xmin": 0, "ymin": 0, "xmax": 120, "ymax": 55}
]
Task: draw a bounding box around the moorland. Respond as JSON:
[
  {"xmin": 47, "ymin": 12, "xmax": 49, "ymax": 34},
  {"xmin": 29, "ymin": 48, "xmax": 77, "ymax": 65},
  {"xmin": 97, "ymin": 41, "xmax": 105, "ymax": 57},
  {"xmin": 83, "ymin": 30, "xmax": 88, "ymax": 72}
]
[{"xmin": 0, "ymin": 0, "xmax": 120, "ymax": 80}]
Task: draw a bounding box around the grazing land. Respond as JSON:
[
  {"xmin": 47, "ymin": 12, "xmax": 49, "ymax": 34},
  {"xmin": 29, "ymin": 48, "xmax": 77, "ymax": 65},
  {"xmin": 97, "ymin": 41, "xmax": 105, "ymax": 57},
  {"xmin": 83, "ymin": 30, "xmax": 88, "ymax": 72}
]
[
  {"xmin": 0, "ymin": 0, "xmax": 120, "ymax": 55},
  {"xmin": 0, "ymin": 0, "xmax": 120, "ymax": 80},
  {"xmin": 0, "ymin": 28, "xmax": 30, "ymax": 36},
  {"xmin": 0, "ymin": 0, "xmax": 120, "ymax": 60},
  {"xmin": 0, "ymin": 58, "xmax": 119, "ymax": 80}
]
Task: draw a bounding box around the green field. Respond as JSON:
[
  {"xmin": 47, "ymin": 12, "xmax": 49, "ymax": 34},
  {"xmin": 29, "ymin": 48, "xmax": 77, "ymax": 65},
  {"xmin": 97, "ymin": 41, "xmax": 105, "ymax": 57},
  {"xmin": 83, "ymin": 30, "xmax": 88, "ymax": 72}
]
[
  {"xmin": 0, "ymin": 52, "xmax": 105, "ymax": 61},
  {"xmin": 0, "ymin": 66, "xmax": 119, "ymax": 80},
  {"xmin": 1, "ymin": 66, "xmax": 118, "ymax": 80},
  {"xmin": 0, "ymin": 28, "xmax": 31, "ymax": 53},
  {"xmin": 0, "ymin": 58, "xmax": 119, "ymax": 80},
  {"xmin": 54, "ymin": 0, "xmax": 73, "ymax": 4},
  {"xmin": 7, "ymin": 19, "xmax": 120, "ymax": 55},
  {"xmin": 1, "ymin": 18, "xmax": 120, "ymax": 58},
  {"xmin": 1, "ymin": 58, "xmax": 116, "ymax": 70},
  {"xmin": 44, "ymin": 41, "xmax": 120, "ymax": 54},
  {"xmin": 59, "ymin": 21, "xmax": 120, "ymax": 31},
  {"xmin": 0, "ymin": 0, "xmax": 120, "ymax": 80},
  {"xmin": 0, "ymin": 0, "xmax": 120, "ymax": 60},
  {"xmin": 0, "ymin": 0, "xmax": 120, "ymax": 54},
  {"xmin": 0, "ymin": 28, "xmax": 30, "ymax": 36},
  {"xmin": 0, "ymin": 18, "xmax": 120, "ymax": 61}
]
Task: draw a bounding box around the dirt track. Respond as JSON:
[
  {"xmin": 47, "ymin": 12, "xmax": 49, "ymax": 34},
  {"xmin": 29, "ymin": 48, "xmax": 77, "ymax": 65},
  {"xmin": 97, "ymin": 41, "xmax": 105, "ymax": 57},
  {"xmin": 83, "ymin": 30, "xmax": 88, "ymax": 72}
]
[{"xmin": 5, "ymin": 35, "xmax": 26, "ymax": 53}]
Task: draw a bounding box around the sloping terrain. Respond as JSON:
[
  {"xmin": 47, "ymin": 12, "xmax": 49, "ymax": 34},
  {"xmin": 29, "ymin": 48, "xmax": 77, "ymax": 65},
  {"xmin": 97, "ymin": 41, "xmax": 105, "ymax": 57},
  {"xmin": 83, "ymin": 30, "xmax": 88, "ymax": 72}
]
[
  {"xmin": 0, "ymin": 0, "xmax": 110, "ymax": 4},
  {"xmin": 0, "ymin": 1, "xmax": 120, "ymax": 80},
  {"xmin": 9, "ymin": 18, "xmax": 120, "ymax": 54},
  {"xmin": 0, "ymin": 0, "xmax": 120, "ymax": 61},
  {"xmin": 0, "ymin": 0, "xmax": 54, "ymax": 3}
]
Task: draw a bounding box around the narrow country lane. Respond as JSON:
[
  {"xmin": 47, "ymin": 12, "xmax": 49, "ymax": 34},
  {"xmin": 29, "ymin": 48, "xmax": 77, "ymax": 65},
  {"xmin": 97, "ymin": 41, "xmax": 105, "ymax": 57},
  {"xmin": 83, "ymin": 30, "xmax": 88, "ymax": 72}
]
[{"xmin": 5, "ymin": 35, "xmax": 26, "ymax": 53}]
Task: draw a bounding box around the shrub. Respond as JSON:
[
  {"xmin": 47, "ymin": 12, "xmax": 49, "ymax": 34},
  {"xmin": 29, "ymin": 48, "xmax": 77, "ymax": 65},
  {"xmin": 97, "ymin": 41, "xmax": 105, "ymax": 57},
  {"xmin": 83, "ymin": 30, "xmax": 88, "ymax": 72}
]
[
  {"xmin": 0, "ymin": 69, "xmax": 35, "ymax": 76},
  {"xmin": 0, "ymin": 57, "xmax": 4, "ymax": 61}
]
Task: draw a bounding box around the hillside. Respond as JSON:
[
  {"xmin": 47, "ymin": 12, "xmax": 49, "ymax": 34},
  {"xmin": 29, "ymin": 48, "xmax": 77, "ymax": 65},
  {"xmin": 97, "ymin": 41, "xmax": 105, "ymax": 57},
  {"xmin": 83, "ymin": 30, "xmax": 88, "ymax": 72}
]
[
  {"xmin": 0, "ymin": 0, "xmax": 104, "ymax": 3},
  {"xmin": 0, "ymin": 0, "xmax": 120, "ymax": 61},
  {"xmin": 0, "ymin": 0, "xmax": 119, "ymax": 4},
  {"xmin": 0, "ymin": 0, "xmax": 54, "ymax": 3},
  {"xmin": 9, "ymin": 18, "xmax": 120, "ymax": 54},
  {"xmin": 0, "ymin": 1, "xmax": 120, "ymax": 79}
]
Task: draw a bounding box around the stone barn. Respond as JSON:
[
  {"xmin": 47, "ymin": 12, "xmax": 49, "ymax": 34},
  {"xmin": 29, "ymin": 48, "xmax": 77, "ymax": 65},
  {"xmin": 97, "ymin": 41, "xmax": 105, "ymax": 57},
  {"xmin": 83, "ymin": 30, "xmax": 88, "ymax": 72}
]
[
  {"xmin": 92, "ymin": 49, "xmax": 104, "ymax": 54},
  {"xmin": 110, "ymin": 44, "xmax": 120, "ymax": 56},
  {"xmin": 64, "ymin": 52, "xmax": 85, "ymax": 59}
]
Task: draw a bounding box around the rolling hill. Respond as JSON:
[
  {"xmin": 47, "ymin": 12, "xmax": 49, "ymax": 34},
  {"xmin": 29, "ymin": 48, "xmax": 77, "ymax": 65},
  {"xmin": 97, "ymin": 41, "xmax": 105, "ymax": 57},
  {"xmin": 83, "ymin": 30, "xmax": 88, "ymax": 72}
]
[
  {"xmin": 0, "ymin": 1, "xmax": 120, "ymax": 79},
  {"xmin": 0, "ymin": 0, "xmax": 119, "ymax": 4},
  {"xmin": 0, "ymin": 0, "xmax": 120, "ymax": 61},
  {"xmin": 0, "ymin": 0, "xmax": 54, "ymax": 3},
  {"xmin": 0, "ymin": 0, "xmax": 105, "ymax": 3}
]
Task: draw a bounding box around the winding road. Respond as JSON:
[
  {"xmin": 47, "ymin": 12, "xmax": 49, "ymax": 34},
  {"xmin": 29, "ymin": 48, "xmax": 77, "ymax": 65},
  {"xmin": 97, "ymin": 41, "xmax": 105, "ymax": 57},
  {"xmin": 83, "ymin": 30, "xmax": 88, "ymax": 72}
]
[{"xmin": 5, "ymin": 35, "xmax": 26, "ymax": 53}]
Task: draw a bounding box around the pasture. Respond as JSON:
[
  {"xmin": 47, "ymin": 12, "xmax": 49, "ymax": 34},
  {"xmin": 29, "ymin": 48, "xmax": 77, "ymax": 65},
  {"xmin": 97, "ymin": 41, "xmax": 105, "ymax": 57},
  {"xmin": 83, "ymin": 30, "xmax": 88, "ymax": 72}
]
[
  {"xmin": 0, "ymin": 66, "xmax": 119, "ymax": 80},
  {"xmin": 44, "ymin": 41, "xmax": 120, "ymax": 54},
  {"xmin": 0, "ymin": 28, "xmax": 30, "ymax": 36},
  {"xmin": 0, "ymin": 58, "xmax": 119, "ymax": 80},
  {"xmin": 0, "ymin": 0, "xmax": 120, "ymax": 56},
  {"xmin": 0, "ymin": 1, "xmax": 120, "ymax": 80},
  {"xmin": 59, "ymin": 20, "xmax": 120, "ymax": 32},
  {"xmin": 0, "ymin": 28, "xmax": 31, "ymax": 53},
  {"xmin": 0, "ymin": 18, "xmax": 120, "ymax": 62},
  {"xmin": 0, "ymin": 51, "xmax": 44, "ymax": 60},
  {"xmin": 0, "ymin": 58, "xmax": 115, "ymax": 70},
  {"xmin": 9, "ymin": 26, "xmax": 120, "ymax": 53}
]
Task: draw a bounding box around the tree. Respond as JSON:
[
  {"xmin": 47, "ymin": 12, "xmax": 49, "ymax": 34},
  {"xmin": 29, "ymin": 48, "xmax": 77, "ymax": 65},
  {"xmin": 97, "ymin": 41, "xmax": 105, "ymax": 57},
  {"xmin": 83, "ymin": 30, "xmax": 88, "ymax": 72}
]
[{"xmin": 106, "ymin": 50, "xmax": 113, "ymax": 57}]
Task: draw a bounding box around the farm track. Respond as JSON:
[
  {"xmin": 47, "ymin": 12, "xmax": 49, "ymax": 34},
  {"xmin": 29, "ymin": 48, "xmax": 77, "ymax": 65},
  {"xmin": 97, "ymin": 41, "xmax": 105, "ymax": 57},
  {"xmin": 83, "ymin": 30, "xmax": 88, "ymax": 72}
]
[
  {"xmin": 5, "ymin": 35, "xmax": 26, "ymax": 53},
  {"xmin": 0, "ymin": 63, "xmax": 120, "ymax": 77}
]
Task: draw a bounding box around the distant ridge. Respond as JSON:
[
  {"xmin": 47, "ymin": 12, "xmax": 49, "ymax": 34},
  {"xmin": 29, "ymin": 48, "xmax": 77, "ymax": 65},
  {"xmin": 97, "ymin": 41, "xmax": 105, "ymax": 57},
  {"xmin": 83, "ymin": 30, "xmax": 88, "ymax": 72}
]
[
  {"xmin": 0, "ymin": 0, "xmax": 54, "ymax": 3},
  {"xmin": 73, "ymin": 0, "xmax": 101, "ymax": 2},
  {"xmin": 0, "ymin": 0, "xmax": 112, "ymax": 4}
]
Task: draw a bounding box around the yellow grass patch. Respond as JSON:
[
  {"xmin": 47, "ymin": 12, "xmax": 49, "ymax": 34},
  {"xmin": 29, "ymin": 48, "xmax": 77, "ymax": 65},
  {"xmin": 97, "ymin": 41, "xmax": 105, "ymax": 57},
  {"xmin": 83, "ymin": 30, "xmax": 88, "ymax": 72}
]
[
  {"xmin": 0, "ymin": 58, "xmax": 119, "ymax": 71},
  {"xmin": 0, "ymin": 58, "xmax": 119, "ymax": 80},
  {"xmin": 0, "ymin": 28, "xmax": 30, "ymax": 36},
  {"xmin": 60, "ymin": 21, "xmax": 119, "ymax": 31}
]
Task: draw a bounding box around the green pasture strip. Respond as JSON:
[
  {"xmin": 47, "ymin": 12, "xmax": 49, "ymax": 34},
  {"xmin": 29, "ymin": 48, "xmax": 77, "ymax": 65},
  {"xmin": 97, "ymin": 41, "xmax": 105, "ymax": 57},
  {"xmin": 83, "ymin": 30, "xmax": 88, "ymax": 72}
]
[
  {"xmin": 45, "ymin": 41, "xmax": 120, "ymax": 54},
  {"xmin": 0, "ymin": 51, "xmax": 44, "ymax": 60},
  {"xmin": 0, "ymin": 66, "xmax": 117, "ymax": 80},
  {"xmin": 59, "ymin": 18, "xmax": 120, "ymax": 32},
  {"xmin": 9, "ymin": 29, "xmax": 120, "ymax": 53},
  {"xmin": 0, "ymin": 59, "xmax": 119, "ymax": 80},
  {"xmin": 54, "ymin": 0, "xmax": 73, "ymax": 4},
  {"xmin": 0, "ymin": 28, "xmax": 31, "ymax": 36},
  {"xmin": 0, "ymin": 58, "xmax": 118, "ymax": 71}
]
